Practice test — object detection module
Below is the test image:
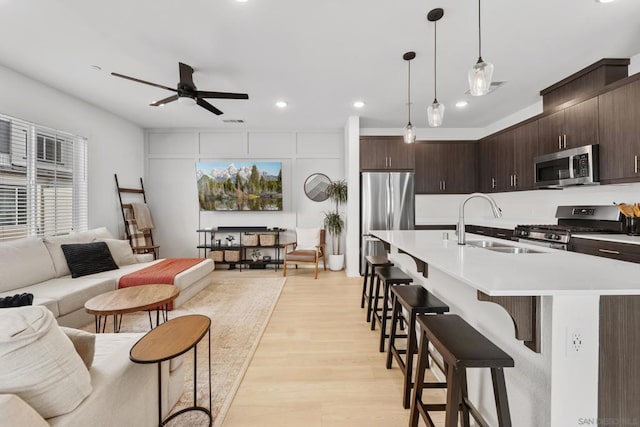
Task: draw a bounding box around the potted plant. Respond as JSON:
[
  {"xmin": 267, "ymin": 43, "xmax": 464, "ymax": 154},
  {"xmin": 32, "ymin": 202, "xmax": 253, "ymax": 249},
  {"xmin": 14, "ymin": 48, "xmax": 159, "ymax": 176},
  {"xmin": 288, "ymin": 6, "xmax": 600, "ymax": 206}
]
[
  {"xmin": 323, "ymin": 179, "xmax": 347, "ymax": 271},
  {"xmin": 250, "ymin": 248, "xmax": 262, "ymax": 262}
]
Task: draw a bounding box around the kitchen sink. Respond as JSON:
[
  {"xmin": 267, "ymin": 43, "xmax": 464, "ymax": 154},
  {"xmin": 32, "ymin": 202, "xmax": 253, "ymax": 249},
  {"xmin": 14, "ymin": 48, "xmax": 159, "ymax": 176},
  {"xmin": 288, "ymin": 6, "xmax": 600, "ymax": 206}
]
[
  {"xmin": 466, "ymin": 240, "xmax": 513, "ymax": 248},
  {"xmin": 467, "ymin": 240, "xmax": 542, "ymax": 254},
  {"xmin": 485, "ymin": 247, "xmax": 542, "ymax": 254}
]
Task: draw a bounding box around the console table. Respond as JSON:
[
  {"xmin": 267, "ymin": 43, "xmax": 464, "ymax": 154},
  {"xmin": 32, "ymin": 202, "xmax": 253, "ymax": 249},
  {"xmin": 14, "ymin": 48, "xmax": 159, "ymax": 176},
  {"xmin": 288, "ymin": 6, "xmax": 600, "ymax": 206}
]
[{"xmin": 197, "ymin": 226, "xmax": 286, "ymax": 271}]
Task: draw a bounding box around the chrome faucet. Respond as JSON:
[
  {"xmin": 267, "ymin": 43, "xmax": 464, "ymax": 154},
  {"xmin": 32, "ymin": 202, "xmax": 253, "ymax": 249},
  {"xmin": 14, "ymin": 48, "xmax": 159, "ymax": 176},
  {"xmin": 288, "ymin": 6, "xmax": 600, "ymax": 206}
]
[{"xmin": 457, "ymin": 193, "xmax": 502, "ymax": 245}]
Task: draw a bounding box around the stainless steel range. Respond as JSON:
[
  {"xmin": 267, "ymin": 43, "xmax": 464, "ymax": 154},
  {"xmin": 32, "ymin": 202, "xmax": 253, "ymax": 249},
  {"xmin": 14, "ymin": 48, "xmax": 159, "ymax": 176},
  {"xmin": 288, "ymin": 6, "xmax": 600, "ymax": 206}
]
[{"xmin": 513, "ymin": 205, "xmax": 624, "ymax": 250}]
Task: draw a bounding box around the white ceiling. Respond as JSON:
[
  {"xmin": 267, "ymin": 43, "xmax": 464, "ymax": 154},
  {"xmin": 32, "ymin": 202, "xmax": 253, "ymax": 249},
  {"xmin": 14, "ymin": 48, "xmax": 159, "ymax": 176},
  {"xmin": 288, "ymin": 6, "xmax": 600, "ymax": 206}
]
[{"xmin": 1, "ymin": 0, "xmax": 639, "ymax": 131}]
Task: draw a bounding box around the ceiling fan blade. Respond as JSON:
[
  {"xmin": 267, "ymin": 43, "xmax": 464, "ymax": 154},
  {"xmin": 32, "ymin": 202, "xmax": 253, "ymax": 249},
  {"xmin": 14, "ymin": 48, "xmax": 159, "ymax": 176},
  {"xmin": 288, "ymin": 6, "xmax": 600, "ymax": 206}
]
[
  {"xmin": 196, "ymin": 91, "xmax": 249, "ymax": 100},
  {"xmin": 179, "ymin": 62, "xmax": 195, "ymax": 89},
  {"xmin": 150, "ymin": 95, "xmax": 179, "ymax": 106},
  {"xmin": 196, "ymin": 98, "xmax": 223, "ymax": 115},
  {"xmin": 111, "ymin": 72, "xmax": 177, "ymax": 92}
]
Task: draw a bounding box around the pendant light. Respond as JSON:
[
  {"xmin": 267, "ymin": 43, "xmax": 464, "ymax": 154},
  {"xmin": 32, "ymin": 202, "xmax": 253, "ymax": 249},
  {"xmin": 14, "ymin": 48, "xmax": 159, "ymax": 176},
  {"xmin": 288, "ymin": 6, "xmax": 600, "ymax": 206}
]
[
  {"xmin": 468, "ymin": 0, "xmax": 494, "ymax": 96},
  {"xmin": 402, "ymin": 51, "xmax": 417, "ymax": 144},
  {"xmin": 427, "ymin": 8, "xmax": 445, "ymax": 127}
]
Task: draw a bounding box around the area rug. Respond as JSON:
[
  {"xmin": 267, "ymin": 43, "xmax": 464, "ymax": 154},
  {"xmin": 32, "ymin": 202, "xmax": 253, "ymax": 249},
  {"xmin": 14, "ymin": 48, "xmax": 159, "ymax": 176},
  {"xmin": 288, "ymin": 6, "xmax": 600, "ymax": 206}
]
[{"xmin": 82, "ymin": 276, "xmax": 286, "ymax": 426}]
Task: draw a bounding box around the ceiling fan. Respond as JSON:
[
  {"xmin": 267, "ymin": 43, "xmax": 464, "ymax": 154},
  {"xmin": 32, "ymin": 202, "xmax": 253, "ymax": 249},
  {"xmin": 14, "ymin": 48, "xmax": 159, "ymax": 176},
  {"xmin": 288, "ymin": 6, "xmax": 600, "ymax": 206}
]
[{"xmin": 111, "ymin": 62, "xmax": 249, "ymax": 115}]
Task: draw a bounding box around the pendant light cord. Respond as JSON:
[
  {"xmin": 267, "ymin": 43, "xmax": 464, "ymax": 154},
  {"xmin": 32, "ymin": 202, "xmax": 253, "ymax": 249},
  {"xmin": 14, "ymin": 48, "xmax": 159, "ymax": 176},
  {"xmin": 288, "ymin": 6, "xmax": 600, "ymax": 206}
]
[
  {"xmin": 478, "ymin": 0, "xmax": 482, "ymax": 59},
  {"xmin": 433, "ymin": 21, "xmax": 438, "ymax": 102},
  {"xmin": 407, "ymin": 60, "xmax": 411, "ymax": 123}
]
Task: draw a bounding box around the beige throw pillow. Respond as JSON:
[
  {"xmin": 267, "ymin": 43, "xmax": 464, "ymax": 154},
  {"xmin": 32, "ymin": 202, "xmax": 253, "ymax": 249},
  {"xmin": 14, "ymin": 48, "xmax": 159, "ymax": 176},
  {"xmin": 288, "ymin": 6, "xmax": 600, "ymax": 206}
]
[
  {"xmin": 59, "ymin": 326, "xmax": 96, "ymax": 369},
  {"xmin": 0, "ymin": 306, "xmax": 92, "ymax": 419},
  {"xmin": 296, "ymin": 227, "xmax": 320, "ymax": 250},
  {"xmin": 96, "ymin": 238, "xmax": 137, "ymax": 266}
]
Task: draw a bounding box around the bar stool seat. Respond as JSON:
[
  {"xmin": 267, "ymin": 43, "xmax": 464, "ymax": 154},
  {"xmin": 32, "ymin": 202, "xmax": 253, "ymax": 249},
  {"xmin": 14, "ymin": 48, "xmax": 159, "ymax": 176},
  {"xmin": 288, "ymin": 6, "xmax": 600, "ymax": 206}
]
[
  {"xmin": 371, "ymin": 266, "xmax": 412, "ymax": 352},
  {"xmin": 362, "ymin": 255, "xmax": 393, "ymax": 323},
  {"xmin": 386, "ymin": 285, "xmax": 449, "ymax": 409},
  {"xmin": 410, "ymin": 314, "xmax": 515, "ymax": 427}
]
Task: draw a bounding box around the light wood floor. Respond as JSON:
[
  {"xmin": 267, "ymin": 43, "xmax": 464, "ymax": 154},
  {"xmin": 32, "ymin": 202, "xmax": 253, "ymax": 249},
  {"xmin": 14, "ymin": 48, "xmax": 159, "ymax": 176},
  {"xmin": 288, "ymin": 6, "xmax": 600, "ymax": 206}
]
[{"xmin": 221, "ymin": 268, "xmax": 443, "ymax": 427}]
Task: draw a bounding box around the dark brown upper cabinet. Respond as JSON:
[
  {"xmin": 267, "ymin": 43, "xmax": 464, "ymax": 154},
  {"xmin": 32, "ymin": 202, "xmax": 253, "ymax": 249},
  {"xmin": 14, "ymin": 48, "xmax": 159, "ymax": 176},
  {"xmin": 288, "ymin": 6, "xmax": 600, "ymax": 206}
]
[
  {"xmin": 360, "ymin": 136, "xmax": 414, "ymax": 171},
  {"xmin": 415, "ymin": 142, "xmax": 477, "ymax": 194},
  {"xmin": 479, "ymin": 121, "xmax": 539, "ymax": 193},
  {"xmin": 478, "ymin": 136, "xmax": 498, "ymax": 193},
  {"xmin": 598, "ymin": 77, "xmax": 640, "ymax": 183},
  {"xmin": 538, "ymin": 97, "xmax": 599, "ymax": 155}
]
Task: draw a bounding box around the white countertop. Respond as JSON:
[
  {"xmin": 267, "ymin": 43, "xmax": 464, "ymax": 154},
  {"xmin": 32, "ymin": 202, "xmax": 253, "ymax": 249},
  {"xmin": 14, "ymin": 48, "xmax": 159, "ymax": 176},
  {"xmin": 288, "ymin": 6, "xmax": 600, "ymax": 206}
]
[{"xmin": 371, "ymin": 229, "xmax": 640, "ymax": 297}]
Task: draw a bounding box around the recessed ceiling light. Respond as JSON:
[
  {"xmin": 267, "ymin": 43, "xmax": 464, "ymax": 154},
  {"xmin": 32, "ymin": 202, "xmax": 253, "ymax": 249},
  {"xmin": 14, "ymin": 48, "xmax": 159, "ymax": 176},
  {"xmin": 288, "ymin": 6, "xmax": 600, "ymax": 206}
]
[
  {"xmin": 89, "ymin": 65, "xmax": 102, "ymax": 71},
  {"xmin": 275, "ymin": 101, "xmax": 288, "ymax": 108},
  {"xmin": 596, "ymin": 0, "xmax": 615, "ymax": 3},
  {"xmin": 353, "ymin": 101, "xmax": 365, "ymax": 108},
  {"xmin": 456, "ymin": 101, "xmax": 469, "ymax": 108},
  {"xmin": 236, "ymin": 0, "xmax": 248, "ymax": 2}
]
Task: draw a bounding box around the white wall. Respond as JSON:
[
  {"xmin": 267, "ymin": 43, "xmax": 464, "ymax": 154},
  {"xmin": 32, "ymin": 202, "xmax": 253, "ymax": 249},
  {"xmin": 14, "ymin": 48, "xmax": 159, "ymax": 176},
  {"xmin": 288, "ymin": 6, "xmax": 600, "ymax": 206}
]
[
  {"xmin": 0, "ymin": 64, "xmax": 145, "ymax": 237},
  {"xmin": 145, "ymin": 129, "xmax": 344, "ymax": 258}
]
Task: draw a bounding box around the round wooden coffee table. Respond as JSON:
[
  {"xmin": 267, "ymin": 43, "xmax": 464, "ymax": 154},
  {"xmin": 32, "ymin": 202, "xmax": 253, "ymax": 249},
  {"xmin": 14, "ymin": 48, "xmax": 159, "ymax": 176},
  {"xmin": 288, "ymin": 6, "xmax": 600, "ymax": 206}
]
[
  {"xmin": 130, "ymin": 314, "xmax": 211, "ymax": 427},
  {"xmin": 84, "ymin": 284, "xmax": 180, "ymax": 333}
]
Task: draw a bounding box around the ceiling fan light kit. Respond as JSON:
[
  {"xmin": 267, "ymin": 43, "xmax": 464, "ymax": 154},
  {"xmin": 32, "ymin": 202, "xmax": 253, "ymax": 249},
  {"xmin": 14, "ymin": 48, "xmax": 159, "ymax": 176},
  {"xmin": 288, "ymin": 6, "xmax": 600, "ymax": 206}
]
[
  {"xmin": 468, "ymin": 0, "xmax": 494, "ymax": 96},
  {"xmin": 111, "ymin": 62, "xmax": 249, "ymax": 116},
  {"xmin": 402, "ymin": 51, "xmax": 417, "ymax": 144},
  {"xmin": 427, "ymin": 8, "xmax": 444, "ymax": 128}
]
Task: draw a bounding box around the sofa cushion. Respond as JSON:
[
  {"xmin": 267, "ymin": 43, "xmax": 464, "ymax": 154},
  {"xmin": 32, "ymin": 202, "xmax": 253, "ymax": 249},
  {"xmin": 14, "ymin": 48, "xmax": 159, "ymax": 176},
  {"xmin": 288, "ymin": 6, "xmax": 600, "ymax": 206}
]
[
  {"xmin": 43, "ymin": 228, "xmax": 115, "ymax": 278},
  {"xmin": 97, "ymin": 238, "xmax": 136, "ymax": 267},
  {"xmin": 18, "ymin": 277, "xmax": 115, "ymax": 316},
  {"xmin": 61, "ymin": 242, "xmax": 119, "ymax": 278},
  {"xmin": 0, "ymin": 238, "xmax": 56, "ymax": 293},
  {"xmin": 0, "ymin": 306, "xmax": 92, "ymax": 419},
  {"xmin": 0, "ymin": 293, "xmax": 34, "ymax": 308},
  {"xmin": 0, "ymin": 394, "xmax": 49, "ymax": 427},
  {"xmin": 60, "ymin": 327, "xmax": 95, "ymax": 369}
]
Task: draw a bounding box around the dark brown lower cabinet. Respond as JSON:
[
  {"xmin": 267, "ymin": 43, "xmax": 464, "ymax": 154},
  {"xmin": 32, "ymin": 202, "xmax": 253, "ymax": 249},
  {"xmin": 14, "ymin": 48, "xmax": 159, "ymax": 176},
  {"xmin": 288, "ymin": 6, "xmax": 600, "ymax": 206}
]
[
  {"xmin": 599, "ymin": 295, "xmax": 640, "ymax": 425},
  {"xmin": 569, "ymin": 238, "xmax": 640, "ymax": 264}
]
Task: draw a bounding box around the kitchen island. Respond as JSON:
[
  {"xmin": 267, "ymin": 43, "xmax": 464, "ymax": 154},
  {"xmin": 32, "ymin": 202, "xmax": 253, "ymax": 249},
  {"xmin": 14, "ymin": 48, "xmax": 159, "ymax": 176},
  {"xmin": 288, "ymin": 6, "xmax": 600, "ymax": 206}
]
[{"xmin": 372, "ymin": 229, "xmax": 640, "ymax": 427}]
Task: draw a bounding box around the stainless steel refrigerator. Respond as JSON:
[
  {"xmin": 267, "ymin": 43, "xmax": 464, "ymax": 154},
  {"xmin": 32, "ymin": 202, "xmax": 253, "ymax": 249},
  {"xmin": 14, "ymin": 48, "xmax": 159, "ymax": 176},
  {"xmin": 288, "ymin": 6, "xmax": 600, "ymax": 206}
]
[{"xmin": 360, "ymin": 172, "xmax": 415, "ymax": 273}]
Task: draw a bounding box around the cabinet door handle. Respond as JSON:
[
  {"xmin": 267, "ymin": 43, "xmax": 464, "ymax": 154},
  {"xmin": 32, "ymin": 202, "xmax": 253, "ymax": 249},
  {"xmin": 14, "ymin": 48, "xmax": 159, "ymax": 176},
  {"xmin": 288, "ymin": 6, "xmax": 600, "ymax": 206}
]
[
  {"xmin": 514, "ymin": 174, "xmax": 517, "ymax": 187},
  {"xmin": 496, "ymin": 233, "xmax": 507, "ymax": 237},
  {"xmin": 563, "ymin": 134, "xmax": 567, "ymax": 148},
  {"xmin": 598, "ymin": 248, "xmax": 620, "ymax": 255},
  {"xmin": 635, "ymin": 155, "xmax": 638, "ymax": 174},
  {"xmin": 442, "ymin": 180, "xmax": 446, "ymax": 191},
  {"xmin": 389, "ymin": 157, "xmax": 391, "ymax": 167},
  {"xmin": 510, "ymin": 175, "xmax": 514, "ymax": 187},
  {"xmin": 491, "ymin": 178, "xmax": 496, "ymax": 189},
  {"xmin": 558, "ymin": 135, "xmax": 562, "ymax": 150}
]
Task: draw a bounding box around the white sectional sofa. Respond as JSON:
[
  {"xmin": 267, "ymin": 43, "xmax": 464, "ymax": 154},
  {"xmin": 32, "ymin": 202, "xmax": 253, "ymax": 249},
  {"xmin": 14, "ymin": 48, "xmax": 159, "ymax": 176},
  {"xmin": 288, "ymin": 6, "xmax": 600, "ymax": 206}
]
[
  {"xmin": 0, "ymin": 227, "xmax": 214, "ymax": 328},
  {"xmin": 0, "ymin": 306, "xmax": 185, "ymax": 427}
]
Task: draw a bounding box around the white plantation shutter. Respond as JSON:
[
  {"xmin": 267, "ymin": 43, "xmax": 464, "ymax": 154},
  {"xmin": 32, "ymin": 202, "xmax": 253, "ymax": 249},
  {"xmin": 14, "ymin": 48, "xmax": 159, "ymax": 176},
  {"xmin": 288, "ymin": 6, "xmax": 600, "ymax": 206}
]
[{"xmin": 0, "ymin": 113, "xmax": 87, "ymax": 241}]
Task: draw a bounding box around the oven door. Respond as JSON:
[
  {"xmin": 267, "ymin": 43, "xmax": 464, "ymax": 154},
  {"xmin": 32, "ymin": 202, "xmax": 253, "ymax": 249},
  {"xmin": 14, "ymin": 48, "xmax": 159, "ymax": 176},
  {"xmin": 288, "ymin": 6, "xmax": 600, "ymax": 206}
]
[{"xmin": 516, "ymin": 237, "xmax": 567, "ymax": 250}]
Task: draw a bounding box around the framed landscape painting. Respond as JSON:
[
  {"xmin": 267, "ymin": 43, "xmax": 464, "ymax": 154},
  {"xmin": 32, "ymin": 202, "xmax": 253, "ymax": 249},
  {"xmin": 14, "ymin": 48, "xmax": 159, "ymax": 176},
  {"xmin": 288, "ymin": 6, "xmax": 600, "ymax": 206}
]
[{"xmin": 196, "ymin": 161, "xmax": 283, "ymax": 211}]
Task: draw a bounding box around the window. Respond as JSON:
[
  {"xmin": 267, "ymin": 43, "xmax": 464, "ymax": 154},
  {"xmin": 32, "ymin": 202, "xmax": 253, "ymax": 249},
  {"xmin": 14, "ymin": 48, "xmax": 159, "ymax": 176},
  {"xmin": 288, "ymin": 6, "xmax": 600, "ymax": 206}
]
[
  {"xmin": 0, "ymin": 120, "xmax": 9, "ymax": 154},
  {"xmin": 0, "ymin": 113, "xmax": 87, "ymax": 241}
]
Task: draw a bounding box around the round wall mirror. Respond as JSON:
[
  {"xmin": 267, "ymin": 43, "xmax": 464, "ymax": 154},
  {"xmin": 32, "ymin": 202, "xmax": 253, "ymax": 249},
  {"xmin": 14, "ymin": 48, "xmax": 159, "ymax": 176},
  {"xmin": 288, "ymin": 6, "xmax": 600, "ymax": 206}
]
[{"xmin": 304, "ymin": 173, "xmax": 331, "ymax": 202}]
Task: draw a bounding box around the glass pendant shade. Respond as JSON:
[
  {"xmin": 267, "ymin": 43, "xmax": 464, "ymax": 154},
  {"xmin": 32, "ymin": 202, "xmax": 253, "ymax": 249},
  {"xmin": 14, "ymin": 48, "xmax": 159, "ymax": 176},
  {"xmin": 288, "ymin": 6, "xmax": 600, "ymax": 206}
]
[
  {"xmin": 468, "ymin": 57, "xmax": 494, "ymax": 96},
  {"xmin": 403, "ymin": 122, "xmax": 416, "ymax": 144},
  {"xmin": 427, "ymin": 100, "xmax": 445, "ymax": 127}
]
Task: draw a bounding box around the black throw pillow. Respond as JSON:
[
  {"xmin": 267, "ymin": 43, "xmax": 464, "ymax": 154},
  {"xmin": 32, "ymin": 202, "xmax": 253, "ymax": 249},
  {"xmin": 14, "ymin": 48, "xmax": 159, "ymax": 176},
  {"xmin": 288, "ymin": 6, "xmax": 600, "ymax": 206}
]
[
  {"xmin": 61, "ymin": 242, "xmax": 119, "ymax": 278},
  {"xmin": 0, "ymin": 293, "xmax": 34, "ymax": 308}
]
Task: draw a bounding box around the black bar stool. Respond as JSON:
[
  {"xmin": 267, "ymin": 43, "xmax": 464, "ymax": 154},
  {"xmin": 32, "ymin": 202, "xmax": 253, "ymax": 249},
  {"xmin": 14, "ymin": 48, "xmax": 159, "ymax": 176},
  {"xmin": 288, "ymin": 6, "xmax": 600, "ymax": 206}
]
[
  {"xmin": 386, "ymin": 285, "xmax": 449, "ymax": 409},
  {"xmin": 361, "ymin": 255, "xmax": 393, "ymax": 322},
  {"xmin": 410, "ymin": 314, "xmax": 515, "ymax": 427},
  {"xmin": 371, "ymin": 266, "xmax": 412, "ymax": 352}
]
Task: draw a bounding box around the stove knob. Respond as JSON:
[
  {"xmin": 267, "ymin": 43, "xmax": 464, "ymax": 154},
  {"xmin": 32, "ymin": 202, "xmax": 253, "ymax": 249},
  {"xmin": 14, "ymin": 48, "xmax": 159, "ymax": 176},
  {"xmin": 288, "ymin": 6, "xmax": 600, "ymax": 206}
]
[{"xmin": 519, "ymin": 230, "xmax": 529, "ymax": 237}]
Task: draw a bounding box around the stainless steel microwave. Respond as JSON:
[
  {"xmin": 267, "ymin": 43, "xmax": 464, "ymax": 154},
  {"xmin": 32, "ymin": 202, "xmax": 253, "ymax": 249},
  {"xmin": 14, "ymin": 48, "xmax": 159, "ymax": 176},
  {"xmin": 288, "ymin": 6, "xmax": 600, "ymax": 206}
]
[{"xmin": 534, "ymin": 144, "xmax": 599, "ymax": 188}]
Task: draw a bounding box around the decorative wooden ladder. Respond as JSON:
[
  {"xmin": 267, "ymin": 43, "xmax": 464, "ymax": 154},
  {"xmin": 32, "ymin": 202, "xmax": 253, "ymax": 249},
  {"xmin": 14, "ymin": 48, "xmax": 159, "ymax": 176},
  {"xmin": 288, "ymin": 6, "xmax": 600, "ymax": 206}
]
[{"xmin": 114, "ymin": 174, "xmax": 159, "ymax": 259}]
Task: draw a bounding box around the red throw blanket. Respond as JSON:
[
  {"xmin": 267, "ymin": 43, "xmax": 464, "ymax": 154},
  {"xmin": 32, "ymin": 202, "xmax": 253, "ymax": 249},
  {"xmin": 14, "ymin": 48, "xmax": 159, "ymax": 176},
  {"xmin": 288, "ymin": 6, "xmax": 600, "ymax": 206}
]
[{"xmin": 118, "ymin": 258, "xmax": 203, "ymax": 309}]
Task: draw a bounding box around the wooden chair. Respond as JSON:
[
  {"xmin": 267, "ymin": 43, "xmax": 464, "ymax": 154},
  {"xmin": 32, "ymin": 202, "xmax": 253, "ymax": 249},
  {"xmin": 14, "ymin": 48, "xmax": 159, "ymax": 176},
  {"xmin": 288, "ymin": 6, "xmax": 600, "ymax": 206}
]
[{"xmin": 283, "ymin": 228, "xmax": 326, "ymax": 279}]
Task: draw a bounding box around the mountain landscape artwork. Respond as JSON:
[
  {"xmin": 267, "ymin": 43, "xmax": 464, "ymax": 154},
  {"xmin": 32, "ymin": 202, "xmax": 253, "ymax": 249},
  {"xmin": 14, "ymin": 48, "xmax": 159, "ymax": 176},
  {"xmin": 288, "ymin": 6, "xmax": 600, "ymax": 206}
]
[{"xmin": 196, "ymin": 161, "xmax": 283, "ymax": 211}]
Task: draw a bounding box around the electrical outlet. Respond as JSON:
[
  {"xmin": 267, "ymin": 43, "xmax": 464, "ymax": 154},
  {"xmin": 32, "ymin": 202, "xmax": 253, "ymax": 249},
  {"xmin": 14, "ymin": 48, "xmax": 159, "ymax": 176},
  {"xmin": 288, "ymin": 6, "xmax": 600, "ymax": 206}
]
[{"xmin": 570, "ymin": 330, "xmax": 583, "ymax": 353}]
